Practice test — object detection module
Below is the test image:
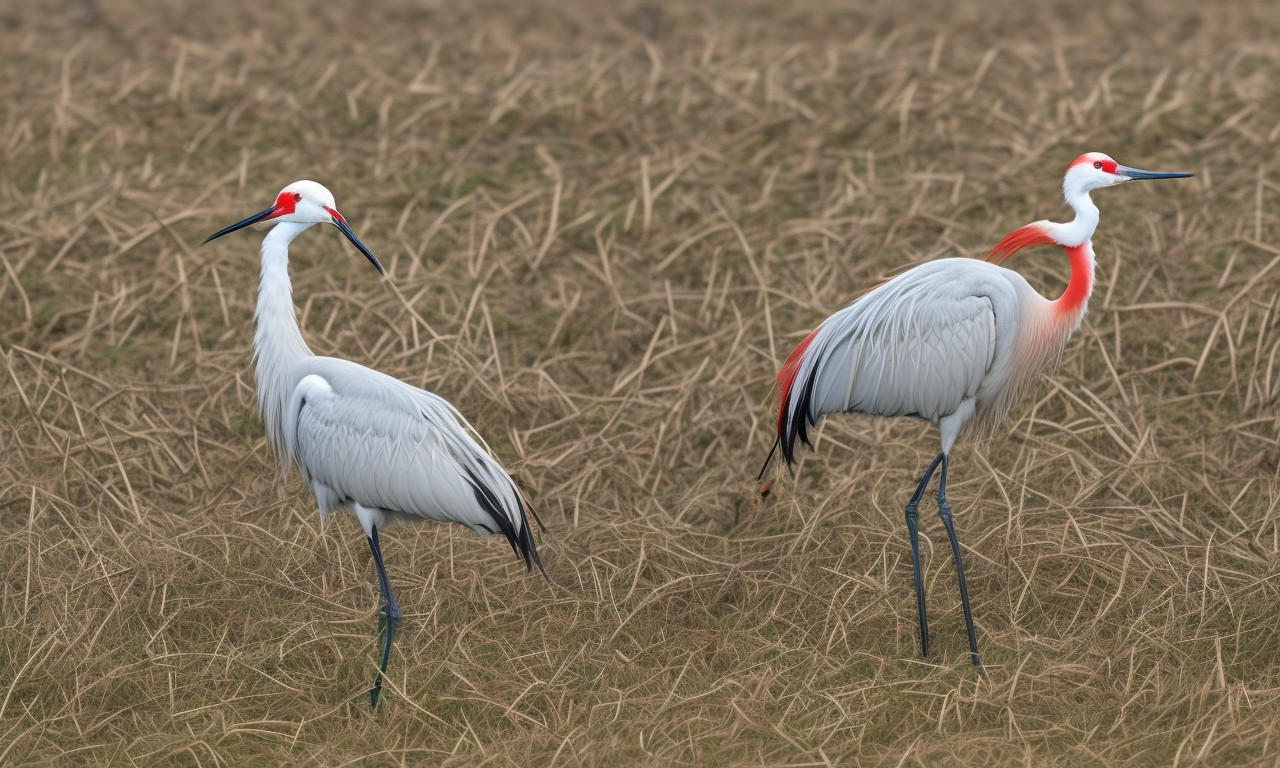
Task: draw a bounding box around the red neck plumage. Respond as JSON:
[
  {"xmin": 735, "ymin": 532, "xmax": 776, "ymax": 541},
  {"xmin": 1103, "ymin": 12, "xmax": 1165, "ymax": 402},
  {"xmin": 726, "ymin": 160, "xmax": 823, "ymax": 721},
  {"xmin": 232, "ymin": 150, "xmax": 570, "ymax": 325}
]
[{"xmin": 987, "ymin": 222, "xmax": 1094, "ymax": 317}]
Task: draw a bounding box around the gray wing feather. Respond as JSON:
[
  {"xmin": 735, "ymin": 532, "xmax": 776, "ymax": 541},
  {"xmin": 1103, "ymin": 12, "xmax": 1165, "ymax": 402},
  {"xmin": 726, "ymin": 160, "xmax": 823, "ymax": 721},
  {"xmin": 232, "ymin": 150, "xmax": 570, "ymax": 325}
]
[
  {"xmin": 794, "ymin": 259, "xmax": 1014, "ymax": 427},
  {"xmin": 283, "ymin": 358, "xmax": 526, "ymax": 538}
]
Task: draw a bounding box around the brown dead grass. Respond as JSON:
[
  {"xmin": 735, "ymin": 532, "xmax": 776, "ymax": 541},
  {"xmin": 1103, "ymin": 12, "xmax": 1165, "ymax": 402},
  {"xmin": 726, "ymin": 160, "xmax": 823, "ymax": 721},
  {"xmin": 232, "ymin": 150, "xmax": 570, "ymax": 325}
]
[{"xmin": 2, "ymin": 0, "xmax": 1280, "ymax": 764}]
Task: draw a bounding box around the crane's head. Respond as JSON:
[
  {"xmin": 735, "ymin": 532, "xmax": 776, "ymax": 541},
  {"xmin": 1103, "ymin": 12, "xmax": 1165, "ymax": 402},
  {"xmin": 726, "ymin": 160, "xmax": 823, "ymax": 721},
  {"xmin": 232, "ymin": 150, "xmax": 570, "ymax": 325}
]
[
  {"xmin": 203, "ymin": 180, "xmax": 385, "ymax": 275},
  {"xmin": 1064, "ymin": 152, "xmax": 1192, "ymax": 198}
]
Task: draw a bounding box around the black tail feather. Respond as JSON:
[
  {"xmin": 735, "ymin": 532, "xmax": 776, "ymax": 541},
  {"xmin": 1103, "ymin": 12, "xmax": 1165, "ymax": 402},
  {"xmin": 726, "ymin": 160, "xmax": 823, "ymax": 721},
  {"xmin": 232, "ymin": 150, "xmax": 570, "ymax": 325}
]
[
  {"xmin": 517, "ymin": 497, "xmax": 549, "ymax": 582},
  {"xmin": 779, "ymin": 357, "xmax": 821, "ymax": 466},
  {"xmin": 762, "ymin": 360, "xmax": 821, "ymax": 494},
  {"xmin": 525, "ymin": 499, "xmax": 548, "ymax": 534},
  {"xmin": 465, "ymin": 469, "xmax": 547, "ymax": 582}
]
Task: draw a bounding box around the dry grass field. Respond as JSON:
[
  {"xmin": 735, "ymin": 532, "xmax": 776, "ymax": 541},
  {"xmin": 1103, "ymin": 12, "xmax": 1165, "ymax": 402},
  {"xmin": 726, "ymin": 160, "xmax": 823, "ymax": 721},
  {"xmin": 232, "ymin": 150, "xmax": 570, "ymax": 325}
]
[{"xmin": 3, "ymin": 0, "xmax": 1280, "ymax": 764}]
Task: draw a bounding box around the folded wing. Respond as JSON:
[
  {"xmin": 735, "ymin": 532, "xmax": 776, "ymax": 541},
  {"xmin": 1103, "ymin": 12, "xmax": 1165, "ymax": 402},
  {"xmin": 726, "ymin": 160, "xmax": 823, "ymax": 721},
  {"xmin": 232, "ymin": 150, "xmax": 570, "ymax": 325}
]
[
  {"xmin": 283, "ymin": 358, "xmax": 541, "ymax": 572},
  {"xmin": 780, "ymin": 259, "xmax": 1020, "ymax": 462}
]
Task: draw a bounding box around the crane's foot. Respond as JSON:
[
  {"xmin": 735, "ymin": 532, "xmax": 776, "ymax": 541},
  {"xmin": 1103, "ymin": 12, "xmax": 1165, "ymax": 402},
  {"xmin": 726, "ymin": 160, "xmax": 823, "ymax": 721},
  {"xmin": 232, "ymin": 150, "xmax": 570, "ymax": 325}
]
[{"xmin": 936, "ymin": 455, "xmax": 983, "ymax": 674}]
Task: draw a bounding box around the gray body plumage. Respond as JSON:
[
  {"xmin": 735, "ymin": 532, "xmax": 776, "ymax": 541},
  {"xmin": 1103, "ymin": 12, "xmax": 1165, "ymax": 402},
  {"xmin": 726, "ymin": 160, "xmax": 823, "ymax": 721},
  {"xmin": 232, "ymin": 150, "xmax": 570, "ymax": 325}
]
[
  {"xmin": 252, "ymin": 210, "xmax": 539, "ymax": 570},
  {"xmin": 780, "ymin": 257, "xmax": 1058, "ymax": 459},
  {"xmin": 207, "ymin": 180, "xmax": 541, "ymax": 709},
  {"xmin": 769, "ymin": 152, "xmax": 1192, "ymax": 671}
]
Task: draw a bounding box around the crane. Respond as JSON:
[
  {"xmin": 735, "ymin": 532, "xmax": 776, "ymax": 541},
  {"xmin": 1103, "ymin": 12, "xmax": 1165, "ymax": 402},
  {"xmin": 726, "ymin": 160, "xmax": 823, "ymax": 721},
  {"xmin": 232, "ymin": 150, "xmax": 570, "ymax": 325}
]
[
  {"xmin": 203, "ymin": 180, "xmax": 544, "ymax": 708},
  {"xmin": 762, "ymin": 153, "xmax": 1192, "ymax": 670}
]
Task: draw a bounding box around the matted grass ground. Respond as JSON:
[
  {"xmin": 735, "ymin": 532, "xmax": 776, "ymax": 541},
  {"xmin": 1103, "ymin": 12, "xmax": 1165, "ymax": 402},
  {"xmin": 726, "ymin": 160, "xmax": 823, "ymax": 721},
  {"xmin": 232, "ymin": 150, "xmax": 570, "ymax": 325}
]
[{"xmin": 2, "ymin": 0, "xmax": 1279, "ymax": 764}]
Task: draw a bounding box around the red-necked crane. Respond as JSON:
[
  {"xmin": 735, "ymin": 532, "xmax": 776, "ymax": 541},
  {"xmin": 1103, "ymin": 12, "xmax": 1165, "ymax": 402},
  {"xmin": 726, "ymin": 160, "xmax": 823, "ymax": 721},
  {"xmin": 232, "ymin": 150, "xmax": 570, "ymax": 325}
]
[{"xmin": 763, "ymin": 153, "xmax": 1192, "ymax": 670}]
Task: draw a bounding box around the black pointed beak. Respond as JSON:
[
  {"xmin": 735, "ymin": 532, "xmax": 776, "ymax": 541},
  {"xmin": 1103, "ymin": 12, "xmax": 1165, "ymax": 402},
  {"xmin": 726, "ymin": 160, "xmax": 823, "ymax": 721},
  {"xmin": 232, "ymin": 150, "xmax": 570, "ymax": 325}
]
[
  {"xmin": 331, "ymin": 216, "xmax": 385, "ymax": 276},
  {"xmin": 202, "ymin": 205, "xmax": 281, "ymax": 244},
  {"xmin": 1116, "ymin": 165, "xmax": 1194, "ymax": 181}
]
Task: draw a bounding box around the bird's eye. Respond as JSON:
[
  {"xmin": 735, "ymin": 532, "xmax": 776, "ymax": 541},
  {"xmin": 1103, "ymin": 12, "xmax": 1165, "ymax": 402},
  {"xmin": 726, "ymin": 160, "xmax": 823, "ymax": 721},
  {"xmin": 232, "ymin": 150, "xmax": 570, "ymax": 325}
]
[
  {"xmin": 293, "ymin": 193, "xmax": 303, "ymax": 202},
  {"xmin": 1093, "ymin": 161, "xmax": 1103, "ymax": 169}
]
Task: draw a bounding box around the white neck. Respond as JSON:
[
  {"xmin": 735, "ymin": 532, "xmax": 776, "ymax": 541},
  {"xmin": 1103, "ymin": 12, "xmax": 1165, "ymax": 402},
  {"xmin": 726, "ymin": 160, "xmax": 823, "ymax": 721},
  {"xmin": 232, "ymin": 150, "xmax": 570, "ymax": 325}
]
[
  {"xmin": 1047, "ymin": 187, "xmax": 1100, "ymax": 248},
  {"xmin": 254, "ymin": 221, "xmax": 315, "ymax": 461}
]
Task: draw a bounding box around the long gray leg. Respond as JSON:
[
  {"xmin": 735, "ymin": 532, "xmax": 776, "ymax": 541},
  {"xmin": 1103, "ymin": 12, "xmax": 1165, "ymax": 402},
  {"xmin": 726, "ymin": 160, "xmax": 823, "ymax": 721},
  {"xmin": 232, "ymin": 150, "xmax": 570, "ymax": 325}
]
[
  {"xmin": 368, "ymin": 524, "xmax": 401, "ymax": 709},
  {"xmin": 936, "ymin": 454, "xmax": 983, "ymax": 671},
  {"xmin": 905, "ymin": 453, "xmax": 945, "ymax": 658}
]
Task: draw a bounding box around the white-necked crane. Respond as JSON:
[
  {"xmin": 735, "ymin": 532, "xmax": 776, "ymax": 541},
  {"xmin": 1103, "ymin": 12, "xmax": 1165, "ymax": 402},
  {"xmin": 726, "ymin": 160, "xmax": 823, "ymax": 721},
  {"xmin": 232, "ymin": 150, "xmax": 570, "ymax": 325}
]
[{"xmin": 204, "ymin": 180, "xmax": 544, "ymax": 708}]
